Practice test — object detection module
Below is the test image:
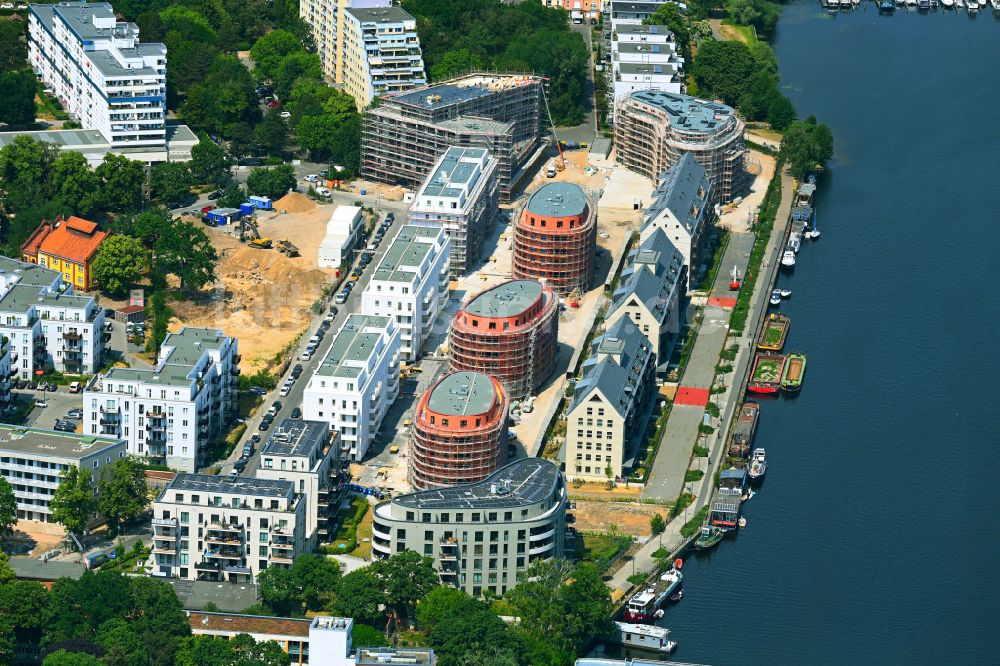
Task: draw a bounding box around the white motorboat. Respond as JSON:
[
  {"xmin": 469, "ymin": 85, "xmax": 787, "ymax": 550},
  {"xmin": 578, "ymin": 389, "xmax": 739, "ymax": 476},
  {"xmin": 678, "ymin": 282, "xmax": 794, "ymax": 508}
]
[
  {"xmin": 967, "ymin": 0, "xmax": 980, "ymax": 11},
  {"xmin": 780, "ymin": 289, "xmax": 792, "ymax": 299},
  {"xmin": 614, "ymin": 622, "xmax": 677, "ymax": 654},
  {"xmin": 749, "ymin": 448, "xmax": 767, "ymax": 481},
  {"xmin": 941, "ymin": 0, "xmax": 954, "ymax": 8},
  {"xmin": 991, "ymin": 0, "xmax": 1000, "ymax": 10},
  {"xmin": 826, "ymin": 0, "xmax": 840, "ymax": 8},
  {"xmin": 780, "ymin": 250, "xmax": 796, "ymax": 268},
  {"xmin": 770, "ymin": 289, "xmax": 782, "ymax": 306},
  {"xmin": 788, "ymin": 232, "xmax": 801, "ymax": 253}
]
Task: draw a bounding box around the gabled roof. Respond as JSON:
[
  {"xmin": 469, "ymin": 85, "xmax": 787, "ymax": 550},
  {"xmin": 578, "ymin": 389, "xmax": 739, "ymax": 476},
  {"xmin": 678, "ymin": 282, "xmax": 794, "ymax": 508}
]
[
  {"xmin": 643, "ymin": 153, "xmax": 711, "ymax": 237},
  {"xmin": 35, "ymin": 217, "xmax": 109, "ymax": 264},
  {"xmin": 610, "ymin": 230, "xmax": 685, "ymax": 325},
  {"xmin": 569, "ymin": 317, "xmax": 652, "ymax": 418}
]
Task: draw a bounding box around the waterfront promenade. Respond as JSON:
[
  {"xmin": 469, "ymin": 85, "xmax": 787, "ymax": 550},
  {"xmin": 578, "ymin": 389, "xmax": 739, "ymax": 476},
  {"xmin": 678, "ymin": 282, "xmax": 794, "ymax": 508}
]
[{"xmin": 607, "ymin": 171, "xmax": 794, "ymax": 595}]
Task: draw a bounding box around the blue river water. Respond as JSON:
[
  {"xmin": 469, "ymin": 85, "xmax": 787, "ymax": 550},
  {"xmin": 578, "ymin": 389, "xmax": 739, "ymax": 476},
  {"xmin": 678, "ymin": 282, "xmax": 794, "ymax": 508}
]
[{"xmin": 650, "ymin": 4, "xmax": 1000, "ymax": 665}]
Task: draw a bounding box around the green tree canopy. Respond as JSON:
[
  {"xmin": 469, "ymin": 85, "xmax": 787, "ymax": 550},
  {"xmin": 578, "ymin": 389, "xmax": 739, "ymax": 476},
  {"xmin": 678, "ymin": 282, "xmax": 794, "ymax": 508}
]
[
  {"xmin": 97, "ymin": 458, "xmax": 150, "ymax": 534},
  {"xmin": 246, "ymin": 165, "xmax": 296, "ymax": 200},
  {"xmin": 49, "ymin": 467, "xmax": 96, "ymax": 539},
  {"xmin": 693, "ymin": 39, "xmax": 756, "ymax": 107},
  {"xmin": 780, "ymin": 116, "xmax": 834, "ymax": 179},
  {"xmin": 0, "ymin": 69, "xmax": 39, "ymax": 128},
  {"xmin": 0, "ymin": 20, "xmax": 28, "ymax": 71},
  {"xmin": 175, "ymin": 633, "xmax": 291, "ymax": 666},
  {"xmin": 417, "ymin": 587, "xmax": 523, "ymax": 666},
  {"xmin": 42, "ymin": 651, "xmax": 103, "ymax": 666},
  {"xmin": 333, "ymin": 569, "xmax": 383, "ymax": 624},
  {"xmin": 154, "ymin": 221, "xmax": 218, "ymax": 290},
  {"xmin": 190, "ymin": 136, "xmax": 232, "ymax": 188},
  {"xmin": 250, "ymin": 29, "xmax": 305, "ymax": 82},
  {"xmin": 159, "ymin": 6, "xmax": 218, "ymax": 45},
  {"xmin": 95, "ymin": 618, "xmax": 148, "ymax": 666},
  {"xmin": 369, "ymin": 550, "xmax": 439, "ymax": 617},
  {"xmin": 112, "ymin": 208, "xmax": 171, "ymax": 248},
  {"xmin": 91, "ymin": 236, "xmax": 149, "ymax": 298},
  {"xmin": 0, "ymin": 477, "xmax": 16, "ymax": 541},
  {"xmin": 51, "ymin": 152, "xmax": 104, "ymax": 219},
  {"xmin": 253, "ymin": 110, "xmax": 289, "ymax": 156},
  {"xmin": 95, "ymin": 154, "xmax": 146, "ymax": 213},
  {"xmin": 150, "ymin": 162, "xmax": 193, "ymax": 208}
]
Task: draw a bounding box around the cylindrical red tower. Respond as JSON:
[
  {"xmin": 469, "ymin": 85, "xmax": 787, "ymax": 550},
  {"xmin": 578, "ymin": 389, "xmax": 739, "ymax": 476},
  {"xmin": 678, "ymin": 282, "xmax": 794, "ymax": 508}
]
[
  {"xmin": 449, "ymin": 279, "xmax": 558, "ymax": 401},
  {"xmin": 409, "ymin": 371, "xmax": 509, "ymax": 489},
  {"xmin": 513, "ymin": 182, "xmax": 596, "ymax": 295}
]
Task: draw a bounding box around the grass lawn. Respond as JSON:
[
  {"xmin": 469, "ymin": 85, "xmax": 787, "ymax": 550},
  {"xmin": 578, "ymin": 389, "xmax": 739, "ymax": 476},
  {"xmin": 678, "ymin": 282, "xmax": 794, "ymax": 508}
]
[
  {"xmin": 753, "ymin": 359, "xmax": 781, "ymax": 382},
  {"xmin": 762, "ymin": 323, "xmax": 784, "ymax": 346},
  {"xmin": 719, "ymin": 20, "xmax": 758, "ymax": 44},
  {"xmin": 349, "ymin": 503, "xmax": 373, "ymax": 559}
]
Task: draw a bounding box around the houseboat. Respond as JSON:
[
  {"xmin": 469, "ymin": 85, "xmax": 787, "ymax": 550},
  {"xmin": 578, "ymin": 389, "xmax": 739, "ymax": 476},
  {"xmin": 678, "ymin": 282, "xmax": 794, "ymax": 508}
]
[
  {"xmin": 623, "ymin": 564, "xmax": 684, "ymax": 623},
  {"xmin": 693, "ymin": 523, "xmax": 725, "ymax": 550},
  {"xmin": 709, "ymin": 469, "xmax": 748, "ymax": 531},
  {"xmin": 795, "ymin": 181, "xmax": 816, "ymax": 207},
  {"xmin": 613, "ymin": 622, "xmax": 677, "ymax": 654},
  {"xmin": 728, "ymin": 401, "xmax": 760, "ymax": 458},
  {"xmin": 748, "ymin": 353, "xmax": 786, "ymax": 395},
  {"xmin": 781, "ymin": 249, "xmax": 796, "ymax": 268},
  {"xmin": 756, "ymin": 313, "xmax": 790, "ymax": 352},
  {"xmin": 781, "ymin": 352, "xmax": 807, "ymax": 393},
  {"xmin": 748, "ymin": 448, "xmax": 767, "ymax": 482}
]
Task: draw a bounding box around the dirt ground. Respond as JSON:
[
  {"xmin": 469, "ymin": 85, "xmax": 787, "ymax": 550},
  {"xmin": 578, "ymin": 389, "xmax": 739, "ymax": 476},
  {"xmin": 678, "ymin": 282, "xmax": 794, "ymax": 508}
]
[
  {"xmin": 571, "ymin": 499, "xmax": 669, "ymax": 538},
  {"xmin": 717, "ymin": 148, "xmax": 776, "ymax": 232},
  {"xmin": 6, "ymin": 520, "xmax": 66, "ymax": 556},
  {"xmin": 170, "ymin": 200, "xmax": 342, "ymax": 373}
]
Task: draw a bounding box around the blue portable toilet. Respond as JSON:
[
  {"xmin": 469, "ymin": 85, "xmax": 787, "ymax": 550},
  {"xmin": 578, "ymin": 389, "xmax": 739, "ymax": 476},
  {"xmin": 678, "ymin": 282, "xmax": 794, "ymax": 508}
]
[
  {"xmin": 240, "ymin": 202, "xmax": 255, "ymax": 216},
  {"xmin": 249, "ymin": 195, "xmax": 272, "ymax": 210}
]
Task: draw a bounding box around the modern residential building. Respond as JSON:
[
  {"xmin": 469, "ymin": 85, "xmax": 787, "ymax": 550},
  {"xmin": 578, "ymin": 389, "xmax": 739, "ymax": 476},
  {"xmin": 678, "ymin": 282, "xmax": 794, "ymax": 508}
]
[
  {"xmin": 0, "ymin": 424, "xmax": 126, "ymax": 524},
  {"xmin": 609, "ymin": 24, "xmax": 684, "ymax": 117},
  {"xmin": 340, "ymin": 5, "xmax": 426, "ymax": 109},
  {"xmin": 605, "ymin": 229, "xmax": 686, "ymax": 370},
  {"xmin": 84, "ymin": 327, "xmax": 239, "ymax": 472},
  {"xmin": 540, "ymin": 0, "xmax": 602, "ymax": 23},
  {"xmin": 28, "ymin": 3, "xmax": 168, "ymax": 150},
  {"xmin": 302, "ymin": 315, "xmax": 400, "ymax": 461},
  {"xmin": 407, "ymin": 147, "xmax": 500, "ymax": 277},
  {"xmin": 0, "ymin": 124, "xmax": 197, "ymax": 167},
  {"xmin": 256, "ymin": 419, "xmax": 347, "ymax": 546},
  {"xmin": 361, "ymin": 73, "xmax": 545, "ymax": 202},
  {"xmin": 0, "ymin": 256, "xmax": 106, "ymax": 379},
  {"xmin": 318, "ymin": 206, "xmax": 365, "ymax": 270},
  {"xmin": 615, "ymin": 90, "xmax": 746, "ymax": 204},
  {"xmin": 608, "ymin": 1, "xmax": 678, "ymax": 24},
  {"xmin": 409, "ymin": 371, "xmax": 509, "ymax": 490},
  {"xmin": 512, "ymin": 182, "xmax": 596, "ymax": 296},
  {"xmin": 150, "ymin": 473, "xmax": 306, "ymax": 583},
  {"xmin": 356, "ymin": 649, "xmax": 435, "ymax": 666},
  {"xmin": 360, "ymin": 224, "xmax": 450, "ymax": 362},
  {"xmin": 565, "ymin": 316, "xmax": 656, "ymax": 481},
  {"xmin": 20, "ymin": 216, "xmax": 110, "ymax": 291},
  {"xmin": 372, "ymin": 458, "xmax": 567, "ymax": 598},
  {"xmin": 639, "ymin": 153, "xmax": 714, "ymax": 288},
  {"xmin": 449, "ymin": 280, "xmax": 559, "ymax": 401},
  {"xmin": 301, "ymin": 0, "xmax": 390, "ymax": 84},
  {"xmin": 0, "ymin": 341, "xmax": 11, "ymax": 415}
]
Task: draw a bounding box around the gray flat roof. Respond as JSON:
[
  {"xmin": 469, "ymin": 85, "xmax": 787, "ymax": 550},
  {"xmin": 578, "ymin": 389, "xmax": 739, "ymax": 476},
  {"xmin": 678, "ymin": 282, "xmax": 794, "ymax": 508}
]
[
  {"xmin": 464, "ymin": 280, "xmax": 542, "ymax": 319},
  {"xmin": 345, "ymin": 5, "xmax": 415, "ymax": 23},
  {"xmin": 616, "ymin": 42, "xmax": 675, "ymax": 55},
  {"xmin": 420, "ymin": 147, "xmax": 489, "ymax": 198},
  {"xmin": 391, "ymin": 73, "xmax": 538, "ymax": 108},
  {"xmin": 392, "ymin": 458, "xmax": 560, "ymax": 510},
  {"xmin": 357, "ymin": 649, "xmax": 435, "ymax": 665},
  {"xmin": 262, "ymin": 419, "xmax": 329, "ymax": 458},
  {"xmin": 372, "ymin": 224, "xmax": 440, "ymax": 284},
  {"xmin": 0, "ymin": 424, "xmax": 122, "ymax": 460},
  {"xmin": 105, "ymin": 327, "xmax": 230, "ymax": 388},
  {"xmin": 617, "ymin": 62, "xmax": 678, "ymax": 76},
  {"xmin": 164, "ymin": 473, "xmax": 293, "ymax": 499},
  {"xmin": 315, "ymin": 315, "xmax": 391, "ymax": 379},
  {"xmin": 0, "ymin": 123, "xmax": 196, "ymax": 154},
  {"xmin": 8, "ymin": 557, "xmax": 85, "ymax": 581},
  {"xmin": 628, "ymin": 91, "xmax": 736, "ymax": 134},
  {"xmin": 526, "ymin": 182, "xmax": 589, "ymax": 218},
  {"xmin": 426, "ymin": 372, "xmax": 497, "ymax": 417},
  {"xmin": 615, "ymin": 23, "xmax": 676, "ymax": 35}
]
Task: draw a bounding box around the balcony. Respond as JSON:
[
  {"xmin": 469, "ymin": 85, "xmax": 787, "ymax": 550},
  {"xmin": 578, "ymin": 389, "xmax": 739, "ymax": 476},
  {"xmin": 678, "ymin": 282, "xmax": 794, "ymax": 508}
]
[
  {"xmin": 195, "ymin": 561, "xmax": 221, "ymax": 572},
  {"xmin": 204, "ymin": 549, "xmax": 243, "ymax": 560},
  {"xmin": 62, "ymin": 330, "xmax": 82, "ymax": 340},
  {"xmin": 100, "ymin": 405, "xmax": 119, "ymax": 414},
  {"xmin": 146, "ymin": 410, "xmax": 165, "ymax": 418},
  {"xmin": 529, "ymin": 540, "xmax": 554, "ymax": 556},
  {"xmin": 529, "ymin": 526, "xmax": 556, "ymax": 542},
  {"xmin": 372, "ymin": 539, "xmax": 391, "ymax": 556},
  {"xmin": 206, "ymin": 521, "xmax": 242, "ymax": 532},
  {"xmin": 151, "ymin": 543, "xmax": 177, "ymax": 554}
]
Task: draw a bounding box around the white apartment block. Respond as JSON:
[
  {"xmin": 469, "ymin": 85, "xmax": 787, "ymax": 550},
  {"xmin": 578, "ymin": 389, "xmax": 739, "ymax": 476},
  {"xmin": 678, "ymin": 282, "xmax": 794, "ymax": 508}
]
[
  {"xmin": 0, "ymin": 424, "xmax": 126, "ymax": 524},
  {"xmin": 303, "ymin": 315, "xmax": 400, "ymax": 462},
  {"xmin": 565, "ymin": 317, "xmax": 656, "ymax": 482},
  {"xmin": 361, "ymin": 224, "xmax": 450, "ymax": 362},
  {"xmin": 150, "ymin": 473, "xmax": 306, "ymax": 583},
  {"xmin": 639, "ymin": 153, "xmax": 714, "ymax": 290},
  {"xmin": 0, "ymin": 256, "xmax": 106, "ymax": 380},
  {"xmin": 341, "ymin": 5, "xmax": 426, "ymax": 109},
  {"xmin": 300, "ymin": 0, "xmax": 391, "ymax": 84},
  {"xmin": 407, "ymin": 147, "xmax": 499, "ymax": 277},
  {"xmin": 318, "ymin": 205, "xmax": 364, "ymax": 270},
  {"xmin": 84, "ymin": 328, "xmax": 239, "ymax": 473},
  {"xmin": 256, "ymin": 419, "xmax": 347, "ymax": 546},
  {"xmin": 610, "ymin": 23, "xmax": 684, "ymax": 120},
  {"xmin": 28, "ymin": 3, "xmax": 167, "ymax": 149}
]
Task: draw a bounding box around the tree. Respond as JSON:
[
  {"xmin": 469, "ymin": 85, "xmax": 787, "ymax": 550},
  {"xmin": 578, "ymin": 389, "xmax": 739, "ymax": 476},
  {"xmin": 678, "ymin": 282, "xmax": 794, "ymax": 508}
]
[
  {"xmin": 417, "ymin": 587, "xmax": 522, "ymax": 666},
  {"xmin": 97, "ymin": 458, "xmax": 150, "ymax": 534},
  {"xmin": 49, "ymin": 467, "xmax": 96, "ymax": 539},
  {"xmin": 693, "ymin": 39, "xmax": 756, "ymax": 107},
  {"xmin": 767, "ymin": 93, "xmax": 796, "ymax": 131},
  {"xmin": 351, "ymin": 623, "xmax": 384, "ymax": 648},
  {"xmin": 190, "ymin": 137, "xmax": 232, "ymax": 188},
  {"xmin": 51, "ymin": 152, "xmax": 104, "ymax": 219},
  {"xmin": 249, "ymin": 29, "xmax": 304, "ymax": 82},
  {"xmin": 175, "ymin": 634, "xmax": 290, "ymax": 666},
  {"xmin": 95, "ymin": 154, "xmax": 145, "ymax": 213},
  {"xmin": 0, "ymin": 20, "xmax": 28, "ymax": 72},
  {"xmin": 429, "ymin": 48, "xmax": 484, "ymax": 82},
  {"xmin": 726, "ymin": 0, "xmax": 781, "ymax": 38},
  {"xmin": 333, "ymin": 569, "xmax": 383, "ymax": 624},
  {"xmin": 0, "ymin": 135, "xmax": 59, "ymax": 211},
  {"xmin": 0, "ymin": 477, "xmax": 16, "ymax": 541},
  {"xmin": 92, "ymin": 236, "xmax": 149, "ymax": 298},
  {"xmin": 644, "ymin": 3, "xmax": 691, "ymax": 57},
  {"xmin": 650, "ymin": 512, "xmax": 666, "ymax": 535},
  {"xmin": 369, "ymin": 550, "xmax": 439, "ymax": 617},
  {"xmin": 112, "ymin": 208, "xmax": 171, "ymax": 247},
  {"xmin": 780, "ymin": 116, "xmax": 834, "ymax": 179},
  {"xmin": 42, "ymin": 651, "xmax": 103, "ymax": 666},
  {"xmin": 154, "ymin": 221, "xmax": 218, "ymax": 290},
  {"xmin": 246, "ymin": 165, "xmax": 296, "ymax": 200},
  {"xmin": 217, "ymin": 184, "xmax": 248, "ymax": 210},
  {"xmin": 253, "ymin": 110, "xmax": 289, "ymax": 156},
  {"xmin": 0, "ymin": 579, "xmax": 48, "ymax": 651},
  {"xmin": 150, "ymin": 161, "xmax": 193, "ymax": 208},
  {"xmin": 96, "ymin": 619, "xmax": 148, "ymax": 666},
  {"xmin": 159, "ymin": 6, "xmax": 217, "ymax": 45},
  {"xmin": 0, "ymin": 69, "xmax": 39, "ymax": 128},
  {"xmin": 271, "ymin": 52, "xmax": 322, "ymax": 102}
]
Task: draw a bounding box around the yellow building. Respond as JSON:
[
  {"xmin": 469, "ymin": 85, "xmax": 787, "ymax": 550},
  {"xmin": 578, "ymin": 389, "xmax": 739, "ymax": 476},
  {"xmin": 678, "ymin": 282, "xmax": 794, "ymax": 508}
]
[{"xmin": 21, "ymin": 216, "xmax": 109, "ymax": 291}]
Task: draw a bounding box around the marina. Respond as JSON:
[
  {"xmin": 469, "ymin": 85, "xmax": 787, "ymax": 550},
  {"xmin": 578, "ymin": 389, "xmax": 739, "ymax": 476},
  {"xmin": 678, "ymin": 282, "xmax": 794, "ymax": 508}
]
[
  {"xmin": 822, "ymin": 0, "xmax": 1000, "ymax": 11},
  {"xmin": 623, "ymin": 564, "xmax": 684, "ymax": 623},
  {"xmin": 756, "ymin": 313, "xmax": 790, "ymax": 351},
  {"xmin": 612, "ymin": 622, "xmax": 677, "ymax": 654}
]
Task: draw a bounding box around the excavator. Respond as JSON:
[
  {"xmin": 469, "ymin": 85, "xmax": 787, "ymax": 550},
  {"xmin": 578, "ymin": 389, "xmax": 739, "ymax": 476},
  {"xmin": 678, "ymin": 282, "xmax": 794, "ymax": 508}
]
[{"xmin": 239, "ymin": 216, "xmax": 272, "ymax": 249}]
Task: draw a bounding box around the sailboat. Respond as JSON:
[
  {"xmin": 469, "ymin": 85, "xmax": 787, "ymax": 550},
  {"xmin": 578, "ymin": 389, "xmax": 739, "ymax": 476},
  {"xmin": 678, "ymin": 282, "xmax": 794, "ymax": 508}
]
[{"xmin": 805, "ymin": 211, "xmax": 821, "ymax": 239}]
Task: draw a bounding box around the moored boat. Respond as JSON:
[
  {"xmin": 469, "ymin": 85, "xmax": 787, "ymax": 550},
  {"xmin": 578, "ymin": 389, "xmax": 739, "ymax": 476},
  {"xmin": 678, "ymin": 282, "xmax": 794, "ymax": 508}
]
[
  {"xmin": 781, "ymin": 352, "xmax": 807, "ymax": 393},
  {"xmin": 918, "ymin": 0, "xmax": 930, "ymax": 10},
  {"xmin": 748, "ymin": 353, "xmax": 786, "ymax": 395},
  {"xmin": 781, "ymin": 249, "xmax": 796, "ymax": 268},
  {"xmin": 613, "ymin": 622, "xmax": 677, "ymax": 654},
  {"xmin": 728, "ymin": 401, "xmax": 760, "ymax": 458},
  {"xmin": 780, "ymin": 289, "xmax": 792, "ymax": 298},
  {"xmin": 748, "ymin": 448, "xmax": 767, "ymax": 481},
  {"xmin": 967, "ymin": 0, "xmax": 980, "ymax": 12},
  {"xmin": 879, "ymin": 0, "xmax": 897, "ymax": 10},
  {"xmin": 693, "ymin": 523, "xmax": 725, "ymax": 550},
  {"xmin": 756, "ymin": 313, "xmax": 790, "ymax": 352},
  {"xmin": 942, "ymin": 0, "xmax": 954, "ymax": 7},
  {"xmin": 623, "ymin": 563, "xmax": 684, "ymax": 623},
  {"xmin": 788, "ymin": 232, "xmax": 801, "ymax": 253},
  {"xmin": 769, "ymin": 289, "xmax": 782, "ymax": 306}
]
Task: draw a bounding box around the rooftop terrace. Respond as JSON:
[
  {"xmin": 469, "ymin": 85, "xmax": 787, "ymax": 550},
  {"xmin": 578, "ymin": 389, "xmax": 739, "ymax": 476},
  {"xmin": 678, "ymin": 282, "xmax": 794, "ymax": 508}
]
[
  {"xmin": 164, "ymin": 473, "xmax": 293, "ymax": 499},
  {"xmin": 0, "ymin": 425, "xmax": 122, "ymax": 460},
  {"xmin": 419, "ymin": 147, "xmax": 489, "ymax": 199},
  {"xmin": 262, "ymin": 419, "xmax": 330, "ymax": 458},
  {"xmin": 315, "ymin": 315, "xmax": 392, "ymax": 379},
  {"xmin": 372, "ymin": 225, "xmax": 441, "ymax": 284},
  {"xmin": 627, "ymin": 91, "xmax": 737, "ymax": 135}
]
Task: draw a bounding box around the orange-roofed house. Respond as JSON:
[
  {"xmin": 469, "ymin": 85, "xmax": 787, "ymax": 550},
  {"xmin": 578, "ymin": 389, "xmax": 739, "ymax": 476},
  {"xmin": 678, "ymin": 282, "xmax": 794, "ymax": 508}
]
[{"xmin": 20, "ymin": 217, "xmax": 109, "ymax": 291}]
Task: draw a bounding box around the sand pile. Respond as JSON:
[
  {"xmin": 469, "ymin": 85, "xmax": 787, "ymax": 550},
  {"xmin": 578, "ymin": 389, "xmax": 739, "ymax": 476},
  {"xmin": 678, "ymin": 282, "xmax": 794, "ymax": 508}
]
[{"xmin": 275, "ymin": 192, "xmax": 317, "ymax": 214}]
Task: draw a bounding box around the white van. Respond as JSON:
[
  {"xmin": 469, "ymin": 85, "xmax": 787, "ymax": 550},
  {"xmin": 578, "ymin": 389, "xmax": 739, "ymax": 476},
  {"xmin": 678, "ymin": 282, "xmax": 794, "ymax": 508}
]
[{"xmin": 68, "ymin": 381, "xmax": 82, "ymax": 394}]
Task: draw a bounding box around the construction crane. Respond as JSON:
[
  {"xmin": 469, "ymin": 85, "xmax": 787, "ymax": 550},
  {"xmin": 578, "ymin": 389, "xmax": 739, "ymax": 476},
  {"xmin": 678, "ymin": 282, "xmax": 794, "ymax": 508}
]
[{"xmin": 540, "ymin": 79, "xmax": 566, "ymax": 172}]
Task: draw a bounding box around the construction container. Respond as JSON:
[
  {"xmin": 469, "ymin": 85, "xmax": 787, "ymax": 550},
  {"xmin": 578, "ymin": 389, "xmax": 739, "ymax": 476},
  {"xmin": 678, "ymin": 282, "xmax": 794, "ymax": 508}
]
[
  {"xmin": 206, "ymin": 207, "xmax": 242, "ymax": 225},
  {"xmin": 249, "ymin": 195, "xmax": 273, "ymax": 210},
  {"xmin": 239, "ymin": 202, "xmax": 255, "ymax": 216}
]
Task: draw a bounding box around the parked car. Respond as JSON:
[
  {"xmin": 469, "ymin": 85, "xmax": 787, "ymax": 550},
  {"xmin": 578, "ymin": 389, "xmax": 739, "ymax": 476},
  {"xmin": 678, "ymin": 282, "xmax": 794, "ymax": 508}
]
[
  {"xmin": 47, "ymin": 383, "xmax": 58, "ymax": 392},
  {"xmin": 249, "ymin": 434, "xmax": 261, "ymax": 446},
  {"xmin": 269, "ymin": 401, "xmax": 282, "ymax": 413},
  {"xmin": 292, "ymin": 363, "xmax": 303, "ymax": 376},
  {"xmin": 200, "ymin": 205, "xmax": 215, "ymax": 214},
  {"xmin": 266, "ymin": 100, "xmax": 280, "ymax": 108},
  {"xmin": 65, "ymin": 409, "xmax": 83, "ymax": 420},
  {"xmin": 208, "ymin": 190, "xmax": 223, "ymax": 200},
  {"xmin": 279, "ymin": 111, "xmax": 291, "ymax": 119},
  {"xmin": 228, "ymin": 468, "xmax": 240, "ymax": 476},
  {"xmin": 247, "ymin": 386, "xmax": 267, "ymax": 396},
  {"xmin": 290, "ymin": 407, "xmax": 302, "ymax": 419},
  {"xmin": 328, "ymin": 306, "xmax": 338, "ymax": 316},
  {"xmin": 300, "ymin": 349, "xmax": 313, "ymax": 361},
  {"xmin": 234, "ymin": 457, "xmax": 248, "ymax": 472},
  {"xmin": 305, "ymin": 174, "xmax": 318, "ymax": 182},
  {"xmin": 258, "ymin": 420, "xmax": 271, "ymax": 431},
  {"xmin": 68, "ymin": 381, "xmax": 82, "ymax": 394},
  {"xmin": 334, "ymin": 291, "xmax": 348, "ymax": 305},
  {"xmin": 242, "ymin": 442, "xmax": 255, "ymax": 457},
  {"xmin": 34, "ymin": 399, "xmax": 48, "ymax": 408}
]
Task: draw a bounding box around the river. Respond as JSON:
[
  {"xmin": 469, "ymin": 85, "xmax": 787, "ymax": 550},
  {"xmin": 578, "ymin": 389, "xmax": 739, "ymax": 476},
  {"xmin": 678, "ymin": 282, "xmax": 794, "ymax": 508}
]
[{"xmin": 650, "ymin": 4, "xmax": 1000, "ymax": 665}]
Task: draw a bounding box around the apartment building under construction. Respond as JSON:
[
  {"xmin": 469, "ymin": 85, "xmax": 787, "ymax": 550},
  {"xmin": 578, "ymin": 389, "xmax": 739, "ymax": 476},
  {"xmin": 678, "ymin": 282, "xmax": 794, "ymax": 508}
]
[{"xmin": 361, "ymin": 73, "xmax": 545, "ymax": 202}]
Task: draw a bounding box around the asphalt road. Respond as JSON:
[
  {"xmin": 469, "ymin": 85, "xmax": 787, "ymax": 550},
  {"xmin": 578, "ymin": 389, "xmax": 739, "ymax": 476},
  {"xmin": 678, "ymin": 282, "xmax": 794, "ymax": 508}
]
[{"xmin": 223, "ymin": 201, "xmax": 410, "ymax": 477}]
